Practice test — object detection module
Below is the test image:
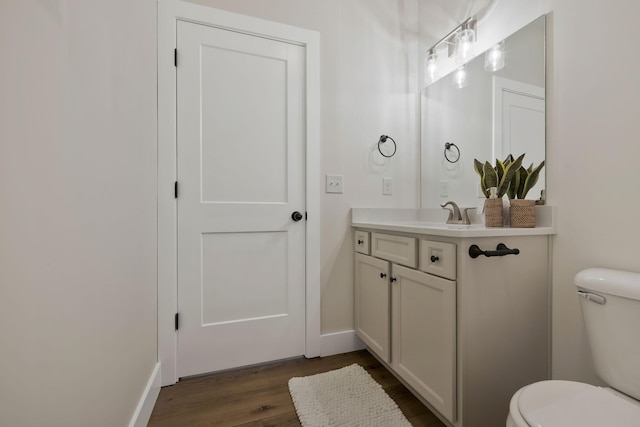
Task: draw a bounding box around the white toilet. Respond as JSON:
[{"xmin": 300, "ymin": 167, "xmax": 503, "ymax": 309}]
[{"xmin": 507, "ymin": 268, "xmax": 640, "ymax": 426}]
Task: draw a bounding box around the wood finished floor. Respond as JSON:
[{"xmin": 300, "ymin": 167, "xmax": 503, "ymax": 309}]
[{"xmin": 148, "ymin": 350, "xmax": 446, "ymax": 427}]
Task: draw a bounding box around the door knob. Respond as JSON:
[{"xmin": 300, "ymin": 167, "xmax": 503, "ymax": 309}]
[{"xmin": 291, "ymin": 211, "xmax": 304, "ymax": 222}]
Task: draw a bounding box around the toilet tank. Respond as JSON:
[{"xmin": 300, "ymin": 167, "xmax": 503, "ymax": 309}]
[{"xmin": 575, "ymin": 268, "xmax": 640, "ymax": 401}]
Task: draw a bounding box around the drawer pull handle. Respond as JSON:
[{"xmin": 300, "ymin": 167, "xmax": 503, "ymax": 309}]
[
  {"xmin": 430, "ymin": 255, "xmax": 439, "ymax": 263},
  {"xmin": 390, "ymin": 277, "xmax": 397, "ymax": 283},
  {"xmin": 358, "ymin": 239, "xmax": 364, "ymax": 245},
  {"xmin": 380, "ymin": 272, "xmax": 387, "ymax": 279}
]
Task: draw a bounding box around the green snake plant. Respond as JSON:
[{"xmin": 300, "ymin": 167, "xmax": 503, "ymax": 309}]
[
  {"xmin": 507, "ymin": 159, "xmax": 545, "ymax": 199},
  {"xmin": 473, "ymin": 154, "xmax": 524, "ymax": 198}
]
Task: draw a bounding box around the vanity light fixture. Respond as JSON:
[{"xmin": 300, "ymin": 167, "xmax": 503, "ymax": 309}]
[
  {"xmin": 423, "ymin": 17, "xmax": 477, "ymax": 85},
  {"xmin": 484, "ymin": 40, "xmax": 505, "ymax": 72},
  {"xmin": 453, "ymin": 66, "xmax": 468, "ymax": 89},
  {"xmin": 424, "ymin": 49, "xmax": 439, "ymax": 84}
]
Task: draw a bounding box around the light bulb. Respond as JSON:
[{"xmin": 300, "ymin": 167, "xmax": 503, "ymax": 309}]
[
  {"xmin": 484, "ymin": 41, "xmax": 505, "ymax": 72},
  {"xmin": 424, "ymin": 51, "xmax": 438, "ymax": 84},
  {"xmin": 453, "ymin": 66, "xmax": 468, "ymax": 89},
  {"xmin": 454, "ymin": 28, "xmax": 475, "ymax": 64}
]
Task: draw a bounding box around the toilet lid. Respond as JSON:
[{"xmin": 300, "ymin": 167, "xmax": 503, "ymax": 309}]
[{"xmin": 519, "ymin": 380, "xmax": 640, "ymax": 427}]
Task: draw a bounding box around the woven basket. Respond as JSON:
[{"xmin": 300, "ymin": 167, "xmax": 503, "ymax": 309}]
[
  {"xmin": 484, "ymin": 198, "xmax": 503, "ymax": 227},
  {"xmin": 510, "ymin": 199, "xmax": 536, "ymax": 228}
]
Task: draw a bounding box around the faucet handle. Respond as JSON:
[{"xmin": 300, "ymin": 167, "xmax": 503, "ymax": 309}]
[{"xmin": 462, "ymin": 207, "xmax": 474, "ymax": 225}]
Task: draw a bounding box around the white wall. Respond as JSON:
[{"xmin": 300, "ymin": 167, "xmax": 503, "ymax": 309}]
[
  {"xmin": 0, "ymin": 1, "xmax": 158, "ymax": 426},
  {"xmin": 185, "ymin": 0, "xmax": 421, "ymax": 334},
  {"xmin": 547, "ymin": 0, "xmax": 640, "ymax": 384}
]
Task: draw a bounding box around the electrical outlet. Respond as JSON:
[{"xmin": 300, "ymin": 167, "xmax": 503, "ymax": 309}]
[
  {"xmin": 325, "ymin": 174, "xmax": 344, "ymax": 194},
  {"xmin": 439, "ymin": 181, "xmax": 449, "ymax": 197},
  {"xmin": 383, "ymin": 177, "xmax": 393, "ymax": 195}
]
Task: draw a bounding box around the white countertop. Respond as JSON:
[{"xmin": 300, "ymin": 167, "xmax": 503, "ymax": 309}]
[{"xmin": 352, "ymin": 207, "xmax": 556, "ymax": 238}]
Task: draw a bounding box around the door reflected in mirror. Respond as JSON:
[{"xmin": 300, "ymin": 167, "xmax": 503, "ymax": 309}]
[{"xmin": 420, "ymin": 15, "xmax": 545, "ymax": 208}]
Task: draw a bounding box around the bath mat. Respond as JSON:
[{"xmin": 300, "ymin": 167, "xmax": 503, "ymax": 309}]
[{"xmin": 288, "ymin": 363, "xmax": 412, "ymax": 427}]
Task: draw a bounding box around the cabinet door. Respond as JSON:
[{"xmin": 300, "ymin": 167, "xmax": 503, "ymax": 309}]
[
  {"xmin": 355, "ymin": 253, "xmax": 390, "ymax": 363},
  {"xmin": 391, "ymin": 264, "xmax": 456, "ymax": 423}
]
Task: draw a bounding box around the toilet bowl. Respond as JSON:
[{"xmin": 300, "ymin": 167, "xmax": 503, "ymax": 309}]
[
  {"xmin": 506, "ymin": 380, "xmax": 640, "ymax": 426},
  {"xmin": 506, "ymin": 268, "xmax": 640, "ymax": 426}
]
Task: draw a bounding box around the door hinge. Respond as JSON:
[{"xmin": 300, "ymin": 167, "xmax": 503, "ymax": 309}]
[
  {"xmin": 174, "ymin": 49, "xmax": 177, "ymax": 67},
  {"xmin": 174, "ymin": 181, "xmax": 178, "ymax": 199},
  {"xmin": 175, "ymin": 313, "xmax": 179, "ymax": 331}
]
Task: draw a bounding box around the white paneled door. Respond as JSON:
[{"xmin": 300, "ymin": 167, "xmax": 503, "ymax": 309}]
[
  {"xmin": 493, "ymin": 77, "xmax": 546, "ymax": 199},
  {"xmin": 176, "ymin": 20, "xmax": 306, "ymax": 378}
]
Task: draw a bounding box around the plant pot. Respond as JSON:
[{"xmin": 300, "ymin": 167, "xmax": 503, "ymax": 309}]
[
  {"xmin": 510, "ymin": 199, "xmax": 536, "ymax": 228},
  {"xmin": 484, "ymin": 198, "xmax": 503, "ymax": 227}
]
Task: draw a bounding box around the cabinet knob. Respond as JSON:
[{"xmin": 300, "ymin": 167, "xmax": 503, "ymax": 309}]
[
  {"xmin": 358, "ymin": 239, "xmax": 364, "ymax": 245},
  {"xmin": 380, "ymin": 272, "xmax": 387, "ymax": 279},
  {"xmin": 390, "ymin": 277, "xmax": 397, "ymax": 283},
  {"xmin": 430, "ymin": 255, "xmax": 439, "ymax": 263}
]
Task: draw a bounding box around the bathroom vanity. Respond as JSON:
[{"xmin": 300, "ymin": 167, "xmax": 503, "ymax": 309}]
[{"xmin": 352, "ymin": 208, "xmax": 556, "ymax": 427}]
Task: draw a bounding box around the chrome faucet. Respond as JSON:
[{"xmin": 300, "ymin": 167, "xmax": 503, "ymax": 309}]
[
  {"xmin": 441, "ymin": 201, "xmax": 461, "ymax": 223},
  {"xmin": 441, "ymin": 201, "xmax": 472, "ymax": 225}
]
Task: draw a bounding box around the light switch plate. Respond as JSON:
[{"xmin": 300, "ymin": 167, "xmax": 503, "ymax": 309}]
[
  {"xmin": 439, "ymin": 181, "xmax": 449, "ymax": 197},
  {"xmin": 383, "ymin": 177, "xmax": 393, "ymax": 195},
  {"xmin": 326, "ymin": 174, "xmax": 344, "ymax": 194}
]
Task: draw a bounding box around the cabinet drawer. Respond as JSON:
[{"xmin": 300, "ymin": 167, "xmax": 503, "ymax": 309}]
[
  {"xmin": 419, "ymin": 240, "xmax": 456, "ymax": 280},
  {"xmin": 371, "ymin": 233, "xmax": 417, "ymax": 268},
  {"xmin": 354, "ymin": 230, "xmax": 370, "ymax": 255}
]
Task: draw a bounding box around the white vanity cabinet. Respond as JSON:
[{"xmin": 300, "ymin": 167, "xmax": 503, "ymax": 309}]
[{"xmin": 354, "ymin": 227, "xmax": 551, "ymax": 427}]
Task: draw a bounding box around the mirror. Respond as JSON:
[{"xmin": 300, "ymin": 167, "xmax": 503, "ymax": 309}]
[{"xmin": 420, "ymin": 15, "xmax": 545, "ymax": 208}]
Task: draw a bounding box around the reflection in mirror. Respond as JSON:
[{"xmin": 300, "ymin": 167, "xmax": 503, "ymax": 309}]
[{"xmin": 420, "ymin": 15, "xmax": 545, "ymax": 208}]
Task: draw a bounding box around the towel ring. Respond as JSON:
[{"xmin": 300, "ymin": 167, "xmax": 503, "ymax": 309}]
[
  {"xmin": 444, "ymin": 142, "xmax": 460, "ymax": 163},
  {"xmin": 378, "ymin": 135, "xmax": 397, "ymax": 158}
]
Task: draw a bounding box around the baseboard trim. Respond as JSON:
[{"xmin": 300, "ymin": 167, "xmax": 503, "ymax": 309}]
[
  {"xmin": 129, "ymin": 362, "xmax": 161, "ymax": 427},
  {"xmin": 320, "ymin": 330, "xmax": 366, "ymax": 357}
]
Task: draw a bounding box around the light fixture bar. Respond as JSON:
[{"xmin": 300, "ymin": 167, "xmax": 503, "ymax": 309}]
[{"xmin": 427, "ymin": 17, "xmax": 476, "ymax": 58}]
